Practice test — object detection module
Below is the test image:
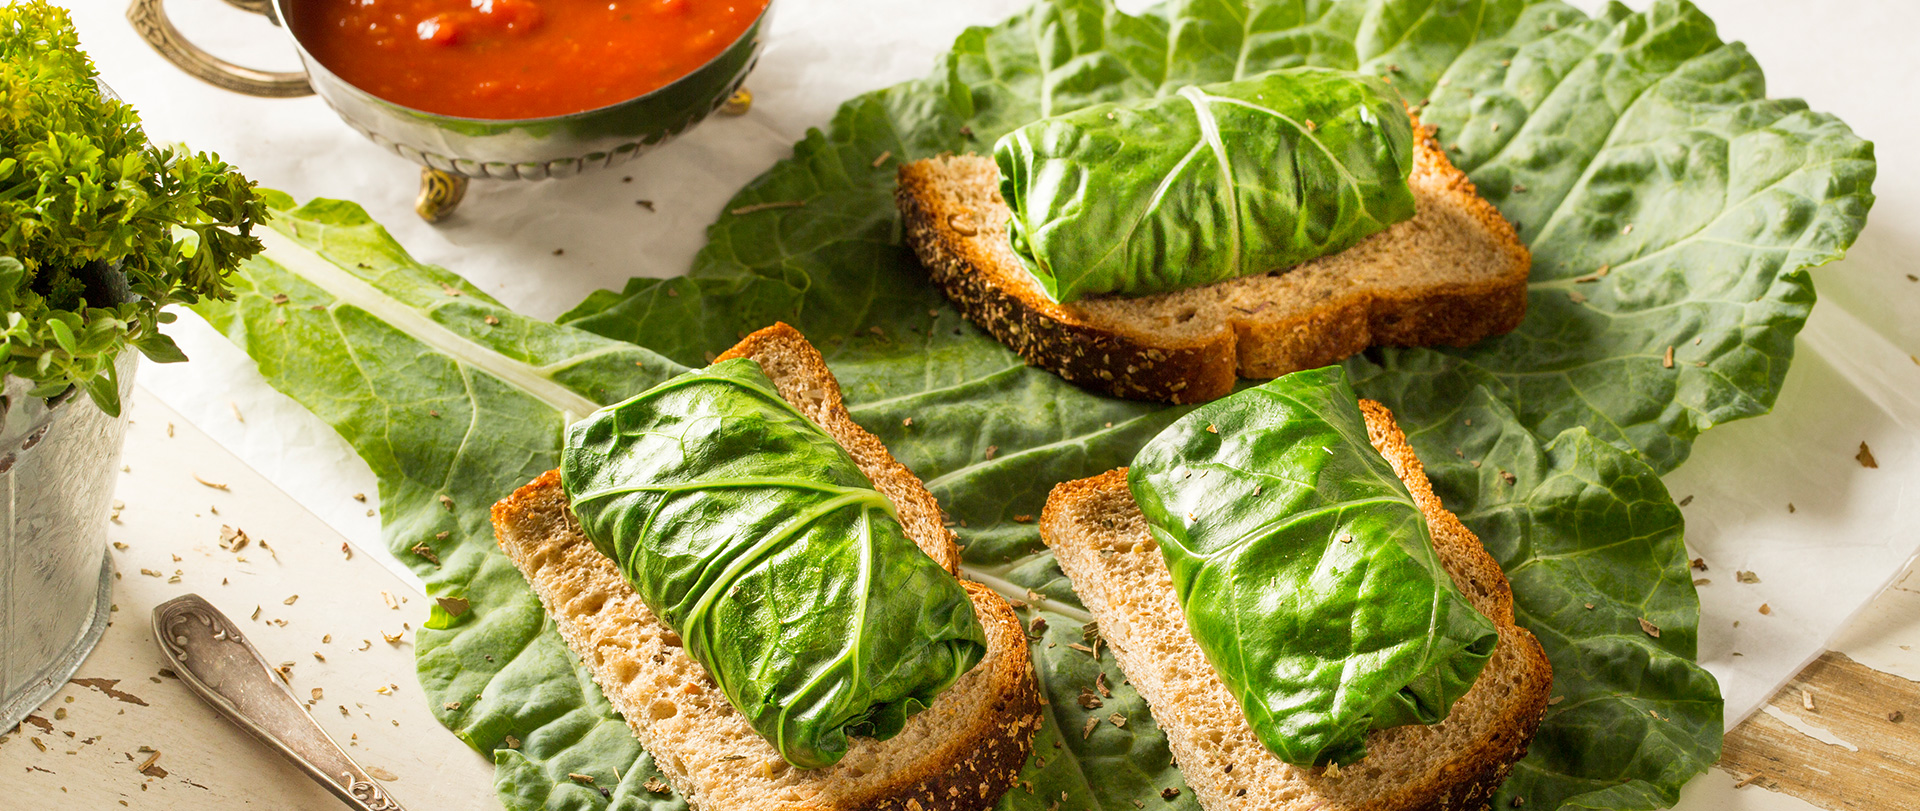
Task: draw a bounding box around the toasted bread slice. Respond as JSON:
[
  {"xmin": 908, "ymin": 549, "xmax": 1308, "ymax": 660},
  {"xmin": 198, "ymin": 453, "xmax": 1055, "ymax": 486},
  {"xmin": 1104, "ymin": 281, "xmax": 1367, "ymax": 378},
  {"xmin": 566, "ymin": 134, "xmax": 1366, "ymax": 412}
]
[
  {"xmin": 492, "ymin": 323, "xmax": 1042, "ymax": 811},
  {"xmin": 897, "ymin": 123, "xmax": 1530, "ymax": 404},
  {"xmin": 1040, "ymin": 400, "xmax": 1552, "ymax": 810}
]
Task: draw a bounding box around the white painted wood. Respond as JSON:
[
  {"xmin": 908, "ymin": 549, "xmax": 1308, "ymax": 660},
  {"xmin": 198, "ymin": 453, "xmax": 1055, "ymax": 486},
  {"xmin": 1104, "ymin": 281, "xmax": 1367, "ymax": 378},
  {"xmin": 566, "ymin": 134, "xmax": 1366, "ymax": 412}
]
[{"xmin": 0, "ymin": 389, "xmax": 494, "ymax": 808}]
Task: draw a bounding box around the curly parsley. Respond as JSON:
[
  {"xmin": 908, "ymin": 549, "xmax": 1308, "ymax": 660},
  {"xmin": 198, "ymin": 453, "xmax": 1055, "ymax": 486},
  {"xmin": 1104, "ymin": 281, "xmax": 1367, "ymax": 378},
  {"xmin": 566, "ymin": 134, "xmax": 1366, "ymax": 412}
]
[{"xmin": 0, "ymin": 1, "xmax": 268, "ymax": 416}]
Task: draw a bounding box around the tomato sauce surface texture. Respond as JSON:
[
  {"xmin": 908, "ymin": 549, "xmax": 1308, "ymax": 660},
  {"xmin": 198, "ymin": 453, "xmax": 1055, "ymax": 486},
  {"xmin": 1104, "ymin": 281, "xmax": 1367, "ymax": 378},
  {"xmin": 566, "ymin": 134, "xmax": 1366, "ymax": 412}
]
[{"xmin": 289, "ymin": 0, "xmax": 767, "ymax": 119}]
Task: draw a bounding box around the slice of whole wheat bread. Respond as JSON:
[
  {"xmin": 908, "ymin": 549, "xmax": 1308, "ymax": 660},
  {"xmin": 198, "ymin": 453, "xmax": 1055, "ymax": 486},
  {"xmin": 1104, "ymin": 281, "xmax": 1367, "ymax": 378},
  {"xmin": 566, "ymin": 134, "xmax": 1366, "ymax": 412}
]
[
  {"xmin": 897, "ymin": 122, "xmax": 1530, "ymax": 404},
  {"xmin": 491, "ymin": 323, "xmax": 1042, "ymax": 811},
  {"xmin": 1040, "ymin": 400, "xmax": 1552, "ymax": 811}
]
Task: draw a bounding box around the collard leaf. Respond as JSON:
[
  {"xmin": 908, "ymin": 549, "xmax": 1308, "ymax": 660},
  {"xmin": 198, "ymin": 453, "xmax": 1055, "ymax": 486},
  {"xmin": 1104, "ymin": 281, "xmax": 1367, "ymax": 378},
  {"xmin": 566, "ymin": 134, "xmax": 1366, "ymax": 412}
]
[
  {"xmin": 205, "ymin": 197, "xmax": 1189, "ymax": 811},
  {"xmin": 830, "ymin": 323, "xmax": 1187, "ymax": 605},
  {"xmin": 1348, "ymin": 0, "xmax": 1874, "ymax": 473},
  {"xmin": 201, "ymin": 0, "xmax": 1867, "ymax": 809},
  {"xmin": 552, "ymin": 0, "xmax": 1867, "ymax": 807},
  {"xmin": 566, "ymin": 0, "xmax": 1874, "ymax": 476},
  {"xmin": 1397, "ymin": 388, "xmax": 1720, "ymax": 810},
  {"xmin": 561, "ymin": 358, "xmax": 989, "ymax": 769},
  {"xmin": 193, "ymin": 197, "xmax": 692, "ymax": 811},
  {"xmin": 997, "ymin": 67, "xmax": 1416, "ymax": 301},
  {"xmin": 1129, "ymin": 367, "xmax": 1496, "ymax": 767},
  {"xmin": 1006, "ymin": 608, "xmax": 1197, "ymax": 811}
]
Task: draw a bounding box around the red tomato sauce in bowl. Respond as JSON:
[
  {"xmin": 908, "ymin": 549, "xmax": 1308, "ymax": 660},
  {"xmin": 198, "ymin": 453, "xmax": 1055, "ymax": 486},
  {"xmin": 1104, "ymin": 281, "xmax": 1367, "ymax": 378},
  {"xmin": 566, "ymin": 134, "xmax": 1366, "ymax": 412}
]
[{"xmin": 288, "ymin": 0, "xmax": 769, "ymax": 120}]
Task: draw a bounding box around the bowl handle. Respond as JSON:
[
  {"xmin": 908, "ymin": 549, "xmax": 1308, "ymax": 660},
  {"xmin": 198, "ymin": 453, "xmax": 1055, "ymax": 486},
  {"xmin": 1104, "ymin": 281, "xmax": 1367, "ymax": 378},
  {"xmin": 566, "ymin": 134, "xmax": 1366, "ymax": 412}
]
[{"xmin": 126, "ymin": 0, "xmax": 313, "ymax": 98}]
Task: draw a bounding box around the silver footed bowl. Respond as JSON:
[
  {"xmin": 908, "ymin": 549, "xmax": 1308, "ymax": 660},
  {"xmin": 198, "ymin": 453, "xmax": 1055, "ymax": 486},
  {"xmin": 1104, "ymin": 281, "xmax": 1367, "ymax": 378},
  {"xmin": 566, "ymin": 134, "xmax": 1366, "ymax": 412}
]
[{"xmin": 128, "ymin": 0, "xmax": 774, "ymax": 180}]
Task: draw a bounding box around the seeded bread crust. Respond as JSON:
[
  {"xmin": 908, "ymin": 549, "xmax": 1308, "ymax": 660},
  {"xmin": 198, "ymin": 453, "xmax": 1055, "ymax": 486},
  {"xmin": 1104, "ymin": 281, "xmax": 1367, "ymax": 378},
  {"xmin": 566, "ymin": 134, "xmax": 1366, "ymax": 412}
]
[
  {"xmin": 492, "ymin": 323, "xmax": 1042, "ymax": 811},
  {"xmin": 896, "ymin": 123, "xmax": 1530, "ymax": 404},
  {"xmin": 1039, "ymin": 400, "xmax": 1552, "ymax": 811}
]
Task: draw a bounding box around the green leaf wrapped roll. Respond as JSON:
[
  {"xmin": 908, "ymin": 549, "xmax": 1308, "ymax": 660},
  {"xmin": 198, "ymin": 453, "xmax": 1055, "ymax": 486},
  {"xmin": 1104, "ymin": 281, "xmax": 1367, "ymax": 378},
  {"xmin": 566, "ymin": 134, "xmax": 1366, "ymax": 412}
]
[
  {"xmin": 1127, "ymin": 366, "xmax": 1496, "ymax": 767},
  {"xmin": 561, "ymin": 357, "xmax": 988, "ymax": 769},
  {"xmin": 996, "ymin": 67, "xmax": 1417, "ymax": 303}
]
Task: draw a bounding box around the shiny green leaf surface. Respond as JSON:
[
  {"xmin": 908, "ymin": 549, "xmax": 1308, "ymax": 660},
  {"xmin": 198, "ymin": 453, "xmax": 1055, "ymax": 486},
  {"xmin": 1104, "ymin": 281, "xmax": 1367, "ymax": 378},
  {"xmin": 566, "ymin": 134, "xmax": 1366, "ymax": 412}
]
[
  {"xmin": 1405, "ymin": 389, "xmax": 1719, "ymax": 811},
  {"xmin": 200, "ymin": 195, "xmax": 1192, "ymax": 811},
  {"xmin": 1129, "ymin": 367, "xmax": 1496, "ymax": 766},
  {"xmin": 560, "ymin": 358, "xmax": 988, "ymax": 770},
  {"xmin": 194, "ymin": 197, "xmax": 693, "ymax": 811},
  {"xmin": 203, "ymin": 0, "xmax": 1870, "ymax": 808},
  {"xmin": 555, "ymin": 0, "xmax": 1861, "ymax": 806},
  {"xmin": 999, "ymin": 68, "xmax": 1415, "ymax": 301},
  {"xmin": 997, "ymin": 607, "xmax": 1199, "ymax": 811}
]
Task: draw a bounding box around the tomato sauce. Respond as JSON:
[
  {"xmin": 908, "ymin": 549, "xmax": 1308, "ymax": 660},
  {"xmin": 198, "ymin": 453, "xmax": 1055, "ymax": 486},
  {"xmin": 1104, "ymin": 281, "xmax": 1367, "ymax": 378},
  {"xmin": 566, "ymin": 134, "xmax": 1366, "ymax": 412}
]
[{"xmin": 288, "ymin": 0, "xmax": 768, "ymax": 119}]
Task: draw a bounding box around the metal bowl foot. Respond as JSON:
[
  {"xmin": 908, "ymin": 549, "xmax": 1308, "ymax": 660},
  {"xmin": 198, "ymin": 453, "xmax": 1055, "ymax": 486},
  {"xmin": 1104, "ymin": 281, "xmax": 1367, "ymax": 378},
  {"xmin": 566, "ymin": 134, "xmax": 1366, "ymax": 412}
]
[
  {"xmin": 721, "ymin": 87, "xmax": 753, "ymax": 116},
  {"xmin": 415, "ymin": 168, "xmax": 469, "ymax": 224}
]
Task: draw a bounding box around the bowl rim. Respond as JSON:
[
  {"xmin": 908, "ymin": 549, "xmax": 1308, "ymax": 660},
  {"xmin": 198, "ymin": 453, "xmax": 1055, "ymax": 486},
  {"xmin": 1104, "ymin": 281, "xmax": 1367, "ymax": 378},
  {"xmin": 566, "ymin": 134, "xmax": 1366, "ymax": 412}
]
[{"xmin": 272, "ymin": 0, "xmax": 776, "ymax": 125}]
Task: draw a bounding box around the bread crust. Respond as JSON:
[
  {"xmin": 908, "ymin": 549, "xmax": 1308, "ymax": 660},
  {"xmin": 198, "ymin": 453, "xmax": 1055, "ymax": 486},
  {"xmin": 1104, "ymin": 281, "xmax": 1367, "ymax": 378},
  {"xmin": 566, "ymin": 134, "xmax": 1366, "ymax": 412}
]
[
  {"xmin": 896, "ymin": 122, "xmax": 1531, "ymax": 404},
  {"xmin": 1038, "ymin": 401, "xmax": 1552, "ymax": 811},
  {"xmin": 491, "ymin": 323, "xmax": 1041, "ymax": 811}
]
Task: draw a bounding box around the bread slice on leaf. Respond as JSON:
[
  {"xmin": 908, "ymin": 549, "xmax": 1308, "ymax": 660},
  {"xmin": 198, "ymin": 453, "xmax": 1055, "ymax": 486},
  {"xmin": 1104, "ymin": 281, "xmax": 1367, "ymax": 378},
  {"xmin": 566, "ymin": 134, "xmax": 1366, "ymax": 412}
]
[
  {"xmin": 897, "ymin": 123, "xmax": 1530, "ymax": 404},
  {"xmin": 1040, "ymin": 399, "xmax": 1552, "ymax": 810},
  {"xmin": 492, "ymin": 323, "xmax": 1041, "ymax": 811}
]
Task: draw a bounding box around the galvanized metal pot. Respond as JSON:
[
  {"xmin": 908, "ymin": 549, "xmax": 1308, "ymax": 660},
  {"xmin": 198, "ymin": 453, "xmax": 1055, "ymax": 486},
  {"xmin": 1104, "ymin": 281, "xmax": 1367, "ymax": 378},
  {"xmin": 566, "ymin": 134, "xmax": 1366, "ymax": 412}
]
[{"xmin": 0, "ymin": 309, "xmax": 137, "ymax": 735}]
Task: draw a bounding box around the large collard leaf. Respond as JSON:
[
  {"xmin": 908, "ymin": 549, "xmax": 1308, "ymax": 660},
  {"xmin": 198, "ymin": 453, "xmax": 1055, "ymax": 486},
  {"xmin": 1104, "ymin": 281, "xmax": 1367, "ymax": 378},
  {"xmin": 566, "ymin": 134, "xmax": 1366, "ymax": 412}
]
[
  {"xmin": 1002, "ymin": 607, "xmax": 1199, "ymax": 811},
  {"xmin": 1129, "ymin": 368, "xmax": 1497, "ymax": 767},
  {"xmin": 205, "ymin": 195, "xmax": 1198, "ymax": 810},
  {"xmin": 1348, "ymin": 0, "xmax": 1874, "ymax": 474},
  {"xmin": 1406, "ymin": 390, "xmax": 1720, "ymax": 810},
  {"xmin": 547, "ymin": 0, "xmax": 1874, "ymax": 807},
  {"xmin": 200, "ymin": 0, "xmax": 1866, "ymax": 807},
  {"xmin": 204, "ymin": 191, "xmax": 1715, "ymax": 811},
  {"xmin": 567, "ymin": 0, "xmax": 1873, "ymax": 474},
  {"xmin": 561, "ymin": 358, "xmax": 988, "ymax": 770},
  {"xmin": 997, "ymin": 67, "xmax": 1416, "ymax": 301},
  {"xmin": 193, "ymin": 195, "xmax": 696, "ymax": 811},
  {"xmin": 831, "ymin": 325, "xmax": 1186, "ymax": 604}
]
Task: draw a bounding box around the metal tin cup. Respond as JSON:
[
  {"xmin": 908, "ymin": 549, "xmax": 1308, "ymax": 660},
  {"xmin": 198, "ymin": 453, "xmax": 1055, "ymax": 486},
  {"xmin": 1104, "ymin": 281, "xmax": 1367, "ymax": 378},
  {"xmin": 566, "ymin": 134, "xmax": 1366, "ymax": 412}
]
[
  {"xmin": 0, "ymin": 348, "xmax": 136, "ymax": 735},
  {"xmin": 126, "ymin": 0, "xmax": 774, "ymax": 221}
]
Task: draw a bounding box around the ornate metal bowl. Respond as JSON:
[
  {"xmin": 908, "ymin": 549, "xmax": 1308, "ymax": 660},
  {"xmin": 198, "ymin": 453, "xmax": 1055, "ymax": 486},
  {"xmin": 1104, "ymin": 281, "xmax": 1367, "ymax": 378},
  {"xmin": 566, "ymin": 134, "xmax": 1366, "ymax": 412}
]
[{"xmin": 128, "ymin": 0, "xmax": 773, "ymax": 220}]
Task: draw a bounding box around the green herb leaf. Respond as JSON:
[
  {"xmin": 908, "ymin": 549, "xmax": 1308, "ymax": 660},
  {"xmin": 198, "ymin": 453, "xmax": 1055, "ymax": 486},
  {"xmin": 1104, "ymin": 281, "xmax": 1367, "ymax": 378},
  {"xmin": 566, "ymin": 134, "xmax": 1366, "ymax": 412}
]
[
  {"xmin": 0, "ymin": 2, "xmax": 266, "ymax": 411},
  {"xmin": 1000, "ymin": 68, "xmax": 1416, "ymax": 301},
  {"xmin": 1130, "ymin": 367, "xmax": 1496, "ymax": 766},
  {"xmin": 46, "ymin": 316, "xmax": 78, "ymax": 356},
  {"xmin": 561, "ymin": 358, "xmax": 988, "ymax": 770},
  {"xmin": 135, "ymin": 331, "xmax": 190, "ymax": 364},
  {"xmin": 78, "ymin": 359, "xmax": 121, "ymax": 418}
]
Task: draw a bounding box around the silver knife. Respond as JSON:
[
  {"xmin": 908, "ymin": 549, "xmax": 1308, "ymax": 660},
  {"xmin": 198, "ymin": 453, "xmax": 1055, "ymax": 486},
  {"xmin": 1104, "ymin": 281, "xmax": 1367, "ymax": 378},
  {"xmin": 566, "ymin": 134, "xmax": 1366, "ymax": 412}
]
[{"xmin": 152, "ymin": 594, "xmax": 407, "ymax": 811}]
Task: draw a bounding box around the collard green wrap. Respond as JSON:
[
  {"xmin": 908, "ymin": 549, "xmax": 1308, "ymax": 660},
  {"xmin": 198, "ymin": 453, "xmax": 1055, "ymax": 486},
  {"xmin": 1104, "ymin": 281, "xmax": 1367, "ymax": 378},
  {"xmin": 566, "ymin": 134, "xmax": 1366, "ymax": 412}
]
[
  {"xmin": 996, "ymin": 67, "xmax": 1416, "ymax": 303},
  {"xmin": 560, "ymin": 358, "xmax": 988, "ymax": 770},
  {"xmin": 1128, "ymin": 366, "xmax": 1496, "ymax": 767}
]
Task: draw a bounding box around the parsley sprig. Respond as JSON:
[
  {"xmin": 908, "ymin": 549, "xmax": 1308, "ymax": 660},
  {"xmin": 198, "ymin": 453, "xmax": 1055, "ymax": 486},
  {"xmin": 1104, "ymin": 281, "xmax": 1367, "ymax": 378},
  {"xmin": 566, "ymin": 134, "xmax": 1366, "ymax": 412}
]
[{"xmin": 0, "ymin": 1, "xmax": 267, "ymax": 416}]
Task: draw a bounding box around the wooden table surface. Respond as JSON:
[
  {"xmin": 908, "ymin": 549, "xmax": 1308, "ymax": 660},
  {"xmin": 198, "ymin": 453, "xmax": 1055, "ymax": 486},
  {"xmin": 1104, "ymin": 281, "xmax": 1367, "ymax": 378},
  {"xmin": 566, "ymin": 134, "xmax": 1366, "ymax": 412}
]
[{"xmin": 1, "ymin": 389, "xmax": 1914, "ymax": 810}]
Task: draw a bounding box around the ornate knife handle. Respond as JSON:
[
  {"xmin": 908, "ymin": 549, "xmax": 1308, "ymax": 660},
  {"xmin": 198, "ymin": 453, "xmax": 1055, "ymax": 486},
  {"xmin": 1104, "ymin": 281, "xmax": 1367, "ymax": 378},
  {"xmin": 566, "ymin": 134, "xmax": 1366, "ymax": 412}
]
[
  {"xmin": 152, "ymin": 595, "xmax": 405, "ymax": 811},
  {"xmin": 125, "ymin": 0, "xmax": 313, "ymax": 98}
]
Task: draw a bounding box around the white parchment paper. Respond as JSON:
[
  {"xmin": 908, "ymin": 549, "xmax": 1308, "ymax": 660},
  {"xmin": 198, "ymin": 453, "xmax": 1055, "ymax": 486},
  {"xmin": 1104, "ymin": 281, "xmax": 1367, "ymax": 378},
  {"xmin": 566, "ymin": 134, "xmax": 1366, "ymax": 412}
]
[{"xmin": 67, "ymin": 0, "xmax": 1920, "ymax": 739}]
